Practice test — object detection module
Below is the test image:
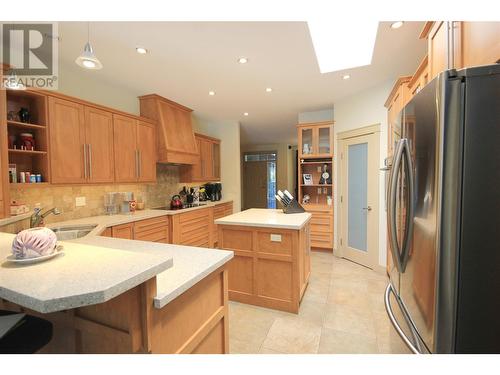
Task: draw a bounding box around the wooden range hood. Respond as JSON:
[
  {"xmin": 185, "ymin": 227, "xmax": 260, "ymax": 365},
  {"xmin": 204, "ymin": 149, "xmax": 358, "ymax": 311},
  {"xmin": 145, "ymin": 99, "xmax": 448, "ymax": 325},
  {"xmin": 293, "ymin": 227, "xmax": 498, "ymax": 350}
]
[{"xmin": 139, "ymin": 94, "xmax": 199, "ymax": 165}]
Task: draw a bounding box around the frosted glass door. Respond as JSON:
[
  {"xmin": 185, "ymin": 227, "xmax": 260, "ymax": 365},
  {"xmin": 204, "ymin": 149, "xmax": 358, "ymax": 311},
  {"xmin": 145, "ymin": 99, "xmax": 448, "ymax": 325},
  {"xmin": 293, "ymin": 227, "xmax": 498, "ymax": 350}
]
[{"xmin": 347, "ymin": 142, "xmax": 368, "ymax": 252}]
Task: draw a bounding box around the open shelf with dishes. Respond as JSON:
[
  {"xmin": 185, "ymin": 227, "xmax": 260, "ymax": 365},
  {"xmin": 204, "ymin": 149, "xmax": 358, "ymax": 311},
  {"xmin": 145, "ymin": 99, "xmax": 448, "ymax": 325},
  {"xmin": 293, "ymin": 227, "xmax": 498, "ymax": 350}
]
[
  {"xmin": 6, "ymin": 89, "xmax": 50, "ymax": 184},
  {"xmin": 297, "ymin": 121, "xmax": 334, "ymax": 250}
]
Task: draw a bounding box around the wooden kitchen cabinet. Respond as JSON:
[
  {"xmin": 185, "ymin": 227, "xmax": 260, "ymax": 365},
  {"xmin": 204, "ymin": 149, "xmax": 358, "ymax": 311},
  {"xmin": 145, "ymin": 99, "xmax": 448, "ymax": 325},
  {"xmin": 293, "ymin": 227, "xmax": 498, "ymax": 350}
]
[
  {"xmin": 306, "ymin": 206, "xmax": 334, "ymax": 249},
  {"xmin": 408, "ymin": 56, "xmax": 429, "ymax": 99},
  {"xmin": 113, "ymin": 114, "xmax": 137, "ymax": 183},
  {"xmin": 180, "ymin": 133, "xmax": 221, "ymax": 182},
  {"xmin": 385, "ymin": 76, "xmax": 411, "ymax": 158},
  {"xmin": 297, "ymin": 121, "xmax": 333, "ymax": 158},
  {"xmin": 213, "ymin": 201, "xmax": 233, "ymax": 247},
  {"xmin": 170, "ymin": 206, "xmax": 213, "ymax": 248},
  {"xmin": 133, "ymin": 216, "xmax": 169, "ymax": 243},
  {"xmin": 459, "ymin": 22, "xmax": 500, "ymax": 68},
  {"xmin": 48, "ymin": 97, "xmax": 86, "ymax": 184},
  {"xmin": 138, "ymin": 94, "xmax": 199, "ymax": 165},
  {"xmin": 111, "ymin": 223, "xmax": 134, "ymax": 239},
  {"xmin": 108, "ymin": 216, "xmax": 169, "ymax": 243},
  {"xmin": 136, "ymin": 121, "xmax": 156, "ymax": 182},
  {"xmin": 113, "ymin": 114, "xmax": 156, "ymax": 183},
  {"xmin": 84, "ymin": 106, "xmax": 115, "ymax": 183}
]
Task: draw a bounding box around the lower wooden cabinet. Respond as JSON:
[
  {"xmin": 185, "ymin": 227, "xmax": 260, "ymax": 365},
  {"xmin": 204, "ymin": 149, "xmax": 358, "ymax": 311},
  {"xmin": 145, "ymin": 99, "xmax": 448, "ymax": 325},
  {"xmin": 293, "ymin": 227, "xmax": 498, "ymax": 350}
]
[
  {"xmin": 107, "ymin": 216, "xmax": 169, "ymax": 243},
  {"xmin": 213, "ymin": 202, "xmax": 233, "ymax": 246},
  {"xmin": 134, "ymin": 216, "xmax": 169, "ymax": 243},
  {"xmin": 170, "ymin": 206, "xmax": 213, "ymax": 248},
  {"xmin": 306, "ymin": 207, "xmax": 334, "ymax": 250},
  {"xmin": 111, "ymin": 223, "xmax": 134, "ymax": 239}
]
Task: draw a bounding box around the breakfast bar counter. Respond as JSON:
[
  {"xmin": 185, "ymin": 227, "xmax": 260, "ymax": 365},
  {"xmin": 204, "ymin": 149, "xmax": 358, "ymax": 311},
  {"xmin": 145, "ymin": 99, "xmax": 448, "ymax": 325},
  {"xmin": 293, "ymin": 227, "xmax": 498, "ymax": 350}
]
[
  {"xmin": 0, "ymin": 230, "xmax": 233, "ymax": 353},
  {"xmin": 215, "ymin": 209, "xmax": 311, "ymax": 313}
]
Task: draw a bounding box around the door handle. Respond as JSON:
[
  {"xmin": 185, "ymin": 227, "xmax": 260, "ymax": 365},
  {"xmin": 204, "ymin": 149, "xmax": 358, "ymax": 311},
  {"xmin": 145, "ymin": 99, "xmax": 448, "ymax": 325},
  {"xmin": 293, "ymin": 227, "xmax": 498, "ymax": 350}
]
[{"xmin": 362, "ymin": 206, "xmax": 372, "ymax": 211}]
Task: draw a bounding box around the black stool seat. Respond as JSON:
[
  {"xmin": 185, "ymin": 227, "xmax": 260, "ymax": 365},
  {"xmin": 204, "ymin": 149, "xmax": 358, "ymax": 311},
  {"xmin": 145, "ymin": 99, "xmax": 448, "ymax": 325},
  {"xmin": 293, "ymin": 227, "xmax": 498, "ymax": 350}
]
[{"xmin": 0, "ymin": 310, "xmax": 53, "ymax": 354}]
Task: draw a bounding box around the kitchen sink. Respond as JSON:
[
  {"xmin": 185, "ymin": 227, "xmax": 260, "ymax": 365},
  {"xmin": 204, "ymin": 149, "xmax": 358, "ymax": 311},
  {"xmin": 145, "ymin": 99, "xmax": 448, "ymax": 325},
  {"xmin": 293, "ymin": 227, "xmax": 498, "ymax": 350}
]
[{"xmin": 50, "ymin": 224, "xmax": 98, "ymax": 241}]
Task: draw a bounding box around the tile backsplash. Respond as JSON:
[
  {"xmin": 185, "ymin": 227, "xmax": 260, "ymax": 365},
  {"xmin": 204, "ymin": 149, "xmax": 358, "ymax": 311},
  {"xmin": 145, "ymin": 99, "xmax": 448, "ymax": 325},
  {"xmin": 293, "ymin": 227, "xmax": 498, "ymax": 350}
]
[{"xmin": 6, "ymin": 164, "xmax": 181, "ymax": 232}]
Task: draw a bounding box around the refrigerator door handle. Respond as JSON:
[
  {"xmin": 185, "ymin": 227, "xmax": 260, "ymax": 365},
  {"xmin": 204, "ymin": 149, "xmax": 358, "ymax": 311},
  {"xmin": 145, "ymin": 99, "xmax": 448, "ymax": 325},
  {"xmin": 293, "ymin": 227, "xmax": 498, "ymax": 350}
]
[
  {"xmin": 388, "ymin": 140, "xmax": 405, "ymax": 272},
  {"xmin": 388, "ymin": 138, "xmax": 415, "ymax": 273},
  {"xmin": 384, "ymin": 284, "xmax": 422, "ymax": 354},
  {"xmin": 400, "ymin": 139, "xmax": 415, "ymax": 271}
]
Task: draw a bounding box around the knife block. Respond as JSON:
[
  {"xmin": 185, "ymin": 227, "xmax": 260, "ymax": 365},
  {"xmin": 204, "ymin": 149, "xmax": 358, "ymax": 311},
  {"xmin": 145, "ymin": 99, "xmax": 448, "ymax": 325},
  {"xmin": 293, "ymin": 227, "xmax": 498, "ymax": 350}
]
[{"xmin": 280, "ymin": 199, "xmax": 306, "ymax": 214}]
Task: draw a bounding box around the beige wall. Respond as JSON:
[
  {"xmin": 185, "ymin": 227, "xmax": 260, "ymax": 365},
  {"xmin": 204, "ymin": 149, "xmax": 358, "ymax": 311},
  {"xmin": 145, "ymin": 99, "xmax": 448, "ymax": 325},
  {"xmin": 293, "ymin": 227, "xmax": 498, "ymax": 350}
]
[{"xmin": 333, "ymin": 80, "xmax": 393, "ymax": 267}]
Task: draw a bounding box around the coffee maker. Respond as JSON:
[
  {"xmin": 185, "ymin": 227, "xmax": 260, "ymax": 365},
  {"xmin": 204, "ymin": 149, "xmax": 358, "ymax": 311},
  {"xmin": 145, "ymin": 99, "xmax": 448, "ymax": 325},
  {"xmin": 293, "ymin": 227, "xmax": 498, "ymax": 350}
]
[
  {"xmin": 214, "ymin": 183, "xmax": 222, "ymax": 201},
  {"xmin": 204, "ymin": 183, "xmax": 222, "ymax": 201}
]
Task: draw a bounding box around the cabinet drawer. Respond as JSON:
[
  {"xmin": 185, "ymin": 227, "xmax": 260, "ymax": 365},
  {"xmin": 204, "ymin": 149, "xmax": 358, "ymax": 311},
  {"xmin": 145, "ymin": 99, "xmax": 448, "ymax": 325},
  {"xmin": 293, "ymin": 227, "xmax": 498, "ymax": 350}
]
[
  {"xmin": 134, "ymin": 215, "xmax": 169, "ymax": 233},
  {"xmin": 179, "ymin": 207, "xmax": 210, "ymax": 223},
  {"xmin": 135, "ymin": 226, "xmax": 169, "ymax": 242}
]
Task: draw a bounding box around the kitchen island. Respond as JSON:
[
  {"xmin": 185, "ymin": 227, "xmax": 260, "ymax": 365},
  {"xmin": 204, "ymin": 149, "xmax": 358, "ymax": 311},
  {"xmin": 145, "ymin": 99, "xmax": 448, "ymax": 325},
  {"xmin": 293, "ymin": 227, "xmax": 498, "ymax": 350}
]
[
  {"xmin": 215, "ymin": 208, "xmax": 311, "ymax": 313},
  {"xmin": 0, "ymin": 218, "xmax": 233, "ymax": 354}
]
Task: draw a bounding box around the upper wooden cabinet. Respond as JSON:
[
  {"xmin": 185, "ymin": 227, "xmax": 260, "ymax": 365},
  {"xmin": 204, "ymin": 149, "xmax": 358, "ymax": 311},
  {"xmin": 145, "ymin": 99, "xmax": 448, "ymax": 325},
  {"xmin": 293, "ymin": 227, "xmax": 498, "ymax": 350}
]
[
  {"xmin": 84, "ymin": 107, "xmax": 115, "ymax": 183},
  {"xmin": 113, "ymin": 114, "xmax": 156, "ymax": 183},
  {"xmin": 385, "ymin": 76, "xmax": 411, "ymax": 157},
  {"xmin": 297, "ymin": 121, "xmax": 334, "ymax": 158},
  {"xmin": 49, "ymin": 98, "xmax": 116, "ymax": 184},
  {"xmin": 49, "ymin": 97, "xmax": 86, "ymax": 184},
  {"xmin": 180, "ymin": 133, "xmax": 221, "ymax": 182},
  {"xmin": 139, "ymin": 94, "xmax": 198, "ymax": 165},
  {"xmin": 422, "ymin": 21, "xmax": 500, "ymax": 81}
]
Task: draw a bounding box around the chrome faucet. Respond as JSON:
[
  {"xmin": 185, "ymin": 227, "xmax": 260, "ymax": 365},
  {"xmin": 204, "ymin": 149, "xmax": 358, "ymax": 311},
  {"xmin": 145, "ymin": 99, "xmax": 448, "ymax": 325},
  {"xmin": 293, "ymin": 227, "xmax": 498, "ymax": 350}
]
[{"xmin": 30, "ymin": 207, "xmax": 61, "ymax": 228}]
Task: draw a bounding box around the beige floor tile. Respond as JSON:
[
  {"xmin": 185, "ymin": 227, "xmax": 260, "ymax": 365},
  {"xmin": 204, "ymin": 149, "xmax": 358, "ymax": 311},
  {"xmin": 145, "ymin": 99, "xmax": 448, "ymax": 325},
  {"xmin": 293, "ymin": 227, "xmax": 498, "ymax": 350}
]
[
  {"xmin": 327, "ymin": 286, "xmax": 372, "ymax": 311},
  {"xmin": 323, "ymin": 304, "xmax": 377, "ymax": 339},
  {"xmin": 229, "ymin": 337, "xmax": 261, "ymax": 354},
  {"xmin": 262, "ymin": 317, "xmax": 322, "ymax": 354},
  {"xmin": 259, "ymin": 347, "xmax": 286, "ymax": 354},
  {"xmin": 318, "ymin": 327, "xmax": 379, "ymax": 354},
  {"xmin": 229, "ymin": 302, "xmax": 278, "ymax": 347},
  {"xmin": 280, "ymin": 299, "xmax": 326, "ymax": 326},
  {"xmin": 301, "ymin": 279, "xmax": 330, "ymax": 304}
]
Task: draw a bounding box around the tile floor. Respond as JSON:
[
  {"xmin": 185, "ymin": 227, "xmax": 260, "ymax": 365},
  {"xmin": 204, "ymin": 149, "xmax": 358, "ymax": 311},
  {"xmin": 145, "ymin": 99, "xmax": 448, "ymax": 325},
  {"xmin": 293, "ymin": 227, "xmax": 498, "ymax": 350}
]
[{"xmin": 229, "ymin": 251, "xmax": 411, "ymax": 354}]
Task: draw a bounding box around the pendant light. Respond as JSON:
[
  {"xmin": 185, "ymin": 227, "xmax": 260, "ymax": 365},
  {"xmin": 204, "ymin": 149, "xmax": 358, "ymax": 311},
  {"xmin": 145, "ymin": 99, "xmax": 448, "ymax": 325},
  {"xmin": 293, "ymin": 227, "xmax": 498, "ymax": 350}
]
[{"xmin": 75, "ymin": 22, "xmax": 103, "ymax": 70}]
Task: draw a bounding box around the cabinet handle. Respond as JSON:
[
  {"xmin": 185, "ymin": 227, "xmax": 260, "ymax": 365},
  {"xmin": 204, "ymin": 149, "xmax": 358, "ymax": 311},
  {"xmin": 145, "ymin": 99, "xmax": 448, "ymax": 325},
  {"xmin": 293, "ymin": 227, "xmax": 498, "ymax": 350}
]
[
  {"xmin": 88, "ymin": 144, "xmax": 92, "ymax": 179},
  {"xmin": 83, "ymin": 144, "xmax": 88, "ymax": 179},
  {"xmin": 138, "ymin": 150, "xmax": 141, "ymax": 178},
  {"xmin": 135, "ymin": 150, "xmax": 139, "ymax": 179}
]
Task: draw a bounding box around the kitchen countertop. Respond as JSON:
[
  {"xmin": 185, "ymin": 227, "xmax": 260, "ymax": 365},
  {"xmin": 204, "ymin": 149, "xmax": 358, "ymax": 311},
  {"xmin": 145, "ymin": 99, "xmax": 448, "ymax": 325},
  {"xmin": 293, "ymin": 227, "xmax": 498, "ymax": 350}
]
[
  {"xmin": 215, "ymin": 208, "xmax": 311, "ymax": 230},
  {"xmin": 0, "ymin": 232, "xmax": 174, "ymax": 313},
  {"xmin": 0, "ymin": 200, "xmax": 234, "ymax": 313},
  {"xmin": 76, "ymin": 236, "xmax": 233, "ymax": 309}
]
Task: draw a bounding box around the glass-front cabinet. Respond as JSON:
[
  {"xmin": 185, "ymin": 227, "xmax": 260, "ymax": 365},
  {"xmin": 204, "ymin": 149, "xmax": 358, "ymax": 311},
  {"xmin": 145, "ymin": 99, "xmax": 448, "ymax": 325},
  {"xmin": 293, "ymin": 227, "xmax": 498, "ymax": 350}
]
[{"xmin": 298, "ymin": 122, "xmax": 333, "ymax": 158}]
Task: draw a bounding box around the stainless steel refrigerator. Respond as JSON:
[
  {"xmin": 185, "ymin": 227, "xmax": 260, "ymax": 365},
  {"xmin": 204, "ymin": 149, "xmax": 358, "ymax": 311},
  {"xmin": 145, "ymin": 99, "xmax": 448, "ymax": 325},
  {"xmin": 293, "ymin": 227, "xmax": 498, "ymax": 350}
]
[{"xmin": 384, "ymin": 64, "xmax": 500, "ymax": 354}]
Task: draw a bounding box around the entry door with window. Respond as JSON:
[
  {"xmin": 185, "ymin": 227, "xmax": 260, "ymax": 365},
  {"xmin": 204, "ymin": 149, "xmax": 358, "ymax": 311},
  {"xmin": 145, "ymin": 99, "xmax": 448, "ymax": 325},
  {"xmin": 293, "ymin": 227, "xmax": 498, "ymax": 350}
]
[
  {"xmin": 243, "ymin": 152, "xmax": 277, "ymax": 210},
  {"xmin": 339, "ymin": 131, "xmax": 379, "ymax": 269}
]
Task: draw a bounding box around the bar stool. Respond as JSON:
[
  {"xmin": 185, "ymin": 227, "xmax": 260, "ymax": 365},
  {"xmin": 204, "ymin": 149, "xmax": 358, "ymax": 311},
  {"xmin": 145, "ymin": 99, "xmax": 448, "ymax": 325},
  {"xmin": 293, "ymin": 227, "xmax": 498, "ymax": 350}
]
[{"xmin": 0, "ymin": 310, "xmax": 53, "ymax": 354}]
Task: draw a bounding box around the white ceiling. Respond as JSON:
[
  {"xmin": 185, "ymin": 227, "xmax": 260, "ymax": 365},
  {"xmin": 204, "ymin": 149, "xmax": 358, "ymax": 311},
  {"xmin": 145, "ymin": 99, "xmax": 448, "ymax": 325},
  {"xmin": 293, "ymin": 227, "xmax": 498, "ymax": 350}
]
[{"xmin": 57, "ymin": 21, "xmax": 427, "ymax": 144}]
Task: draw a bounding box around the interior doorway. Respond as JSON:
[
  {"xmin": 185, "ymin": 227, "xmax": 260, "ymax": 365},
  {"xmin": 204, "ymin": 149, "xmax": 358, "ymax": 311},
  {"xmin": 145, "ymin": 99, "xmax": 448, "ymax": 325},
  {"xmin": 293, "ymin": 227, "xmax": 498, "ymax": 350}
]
[
  {"xmin": 242, "ymin": 151, "xmax": 277, "ymax": 210},
  {"xmin": 338, "ymin": 125, "xmax": 380, "ymax": 269}
]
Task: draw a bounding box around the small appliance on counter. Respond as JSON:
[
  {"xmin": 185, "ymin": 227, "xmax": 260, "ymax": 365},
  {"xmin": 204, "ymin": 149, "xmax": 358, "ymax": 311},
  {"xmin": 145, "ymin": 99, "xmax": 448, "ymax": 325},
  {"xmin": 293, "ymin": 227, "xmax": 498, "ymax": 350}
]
[
  {"xmin": 198, "ymin": 186, "xmax": 207, "ymax": 202},
  {"xmin": 204, "ymin": 183, "xmax": 223, "ymax": 201},
  {"xmin": 120, "ymin": 192, "xmax": 136, "ymax": 214},
  {"xmin": 170, "ymin": 195, "xmax": 183, "ymax": 210},
  {"xmin": 275, "ymin": 190, "xmax": 305, "ymax": 214},
  {"xmin": 104, "ymin": 192, "xmax": 120, "ymax": 215}
]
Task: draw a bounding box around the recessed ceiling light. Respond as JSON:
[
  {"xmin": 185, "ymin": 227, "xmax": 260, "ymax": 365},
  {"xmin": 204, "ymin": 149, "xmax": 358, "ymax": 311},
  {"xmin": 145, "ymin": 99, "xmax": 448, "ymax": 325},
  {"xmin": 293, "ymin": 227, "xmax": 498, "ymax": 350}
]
[
  {"xmin": 390, "ymin": 21, "xmax": 404, "ymax": 29},
  {"xmin": 136, "ymin": 47, "xmax": 148, "ymax": 54},
  {"xmin": 243, "ymin": 112, "xmax": 249, "ymax": 116},
  {"xmin": 238, "ymin": 57, "xmax": 248, "ymax": 64},
  {"xmin": 208, "ymin": 90, "xmax": 216, "ymax": 96},
  {"xmin": 342, "ymin": 74, "xmax": 350, "ymax": 80},
  {"xmin": 265, "ymin": 87, "xmax": 273, "ymax": 92}
]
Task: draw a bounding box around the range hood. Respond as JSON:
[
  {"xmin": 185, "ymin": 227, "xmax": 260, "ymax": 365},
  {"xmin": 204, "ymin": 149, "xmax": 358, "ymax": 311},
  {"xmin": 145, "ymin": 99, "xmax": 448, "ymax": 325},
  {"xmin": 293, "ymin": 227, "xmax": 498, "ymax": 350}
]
[{"xmin": 139, "ymin": 94, "xmax": 199, "ymax": 165}]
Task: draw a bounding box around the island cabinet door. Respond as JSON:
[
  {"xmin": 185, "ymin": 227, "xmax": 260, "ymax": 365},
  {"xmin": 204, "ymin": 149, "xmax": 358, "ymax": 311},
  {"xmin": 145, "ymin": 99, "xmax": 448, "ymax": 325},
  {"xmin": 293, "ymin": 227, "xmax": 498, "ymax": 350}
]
[
  {"xmin": 219, "ymin": 225, "xmax": 302, "ymax": 313},
  {"xmin": 111, "ymin": 223, "xmax": 134, "ymax": 239}
]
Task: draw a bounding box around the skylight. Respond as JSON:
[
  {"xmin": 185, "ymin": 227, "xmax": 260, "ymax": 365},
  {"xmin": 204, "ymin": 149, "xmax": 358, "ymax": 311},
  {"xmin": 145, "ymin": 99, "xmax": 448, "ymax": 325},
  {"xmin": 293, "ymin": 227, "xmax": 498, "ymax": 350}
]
[{"xmin": 307, "ymin": 20, "xmax": 379, "ymax": 73}]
